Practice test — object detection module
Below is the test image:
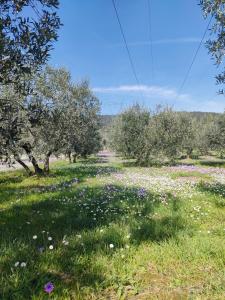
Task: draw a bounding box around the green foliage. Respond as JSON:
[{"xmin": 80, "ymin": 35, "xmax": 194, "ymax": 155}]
[
  {"xmin": 140, "ymin": 108, "xmax": 188, "ymax": 163},
  {"xmin": 109, "ymin": 105, "xmax": 223, "ymax": 165},
  {"xmin": 200, "ymin": 0, "xmax": 225, "ymax": 93},
  {"xmin": 110, "ymin": 104, "xmax": 150, "ymax": 158},
  {"xmin": 0, "ymin": 66, "xmax": 101, "ymax": 174},
  {"xmin": 0, "ymin": 0, "xmax": 61, "ymax": 94},
  {"xmin": 207, "ymin": 112, "xmax": 225, "ymax": 157}
]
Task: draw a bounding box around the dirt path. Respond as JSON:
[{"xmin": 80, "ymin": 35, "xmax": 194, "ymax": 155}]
[
  {"xmin": 97, "ymin": 150, "xmax": 119, "ymax": 164},
  {"xmin": 0, "ymin": 152, "xmax": 114, "ymax": 172},
  {"xmin": 0, "ymin": 157, "xmax": 58, "ymax": 172}
]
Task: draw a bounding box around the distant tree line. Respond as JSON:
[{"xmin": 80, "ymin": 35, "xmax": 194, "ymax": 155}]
[{"xmin": 109, "ymin": 104, "xmax": 225, "ymax": 165}]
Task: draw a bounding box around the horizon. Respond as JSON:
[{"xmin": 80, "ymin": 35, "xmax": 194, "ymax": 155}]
[{"xmin": 99, "ymin": 110, "xmax": 222, "ymax": 116}]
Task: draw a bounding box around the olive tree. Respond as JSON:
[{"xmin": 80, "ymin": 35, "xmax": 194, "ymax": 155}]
[
  {"xmin": 109, "ymin": 104, "xmax": 150, "ymax": 158},
  {"xmin": 200, "ymin": 0, "xmax": 225, "ymax": 93},
  {"xmin": 0, "ymin": 0, "xmax": 61, "ymax": 94},
  {"xmin": 138, "ymin": 107, "xmax": 186, "ymax": 164},
  {"xmin": 0, "ymin": 66, "xmax": 101, "ymax": 175}
]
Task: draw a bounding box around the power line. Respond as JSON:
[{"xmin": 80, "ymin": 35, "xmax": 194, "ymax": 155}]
[
  {"xmin": 111, "ymin": 0, "xmax": 141, "ymax": 86},
  {"xmin": 176, "ymin": 15, "xmax": 213, "ymax": 99},
  {"xmin": 30, "ymin": 0, "xmax": 42, "ymax": 19},
  {"xmin": 147, "ymin": 0, "xmax": 154, "ymax": 81}
]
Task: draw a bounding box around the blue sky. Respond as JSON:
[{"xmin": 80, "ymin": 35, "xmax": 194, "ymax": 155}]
[{"xmin": 49, "ymin": 0, "xmax": 225, "ymax": 114}]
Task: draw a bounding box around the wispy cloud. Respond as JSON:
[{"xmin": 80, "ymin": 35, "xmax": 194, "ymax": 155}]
[
  {"xmin": 93, "ymin": 85, "xmax": 188, "ymax": 100},
  {"xmin": 180, "ymin": 99, "xmax": 225, "ymax": 113},
  {"xmin": 109, "ymin": 37, "xmax": 201, "ymax": 48},
  {"xmin": 94, "ymin": 85, "xmax": 225, "ymax": 113}
]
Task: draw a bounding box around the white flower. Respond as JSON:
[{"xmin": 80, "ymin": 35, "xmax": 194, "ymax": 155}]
[
  {"xmin": 20, "ymin": 262, "xmax": 26, "ymax": 267},
  {"xmin": 109, "ymin": 244, "xmax": 114, "ymax": 249},
  {"xmin": 33, "ymin": 235, "xmax": 37, "ymax": 240},
  {"xmin": 14, "ymin": 261, "xmax": 20, "ymax": 267},
  {"xmin": 49, "ymin": 245, "xmax": 54, "ymax": 250},
  {"xmin": 48, "ymin": 237, "xmax": 52, "ymax": 241}
]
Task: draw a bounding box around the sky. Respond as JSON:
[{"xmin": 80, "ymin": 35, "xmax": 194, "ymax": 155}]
[{"xmin": 49, "ymin": 0, "xmax": 225, "ymax": 115}]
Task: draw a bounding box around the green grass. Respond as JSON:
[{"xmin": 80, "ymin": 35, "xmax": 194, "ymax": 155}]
[{"xmin": 0, "ymin": 157, "xmax": 225, "ymax": 299}]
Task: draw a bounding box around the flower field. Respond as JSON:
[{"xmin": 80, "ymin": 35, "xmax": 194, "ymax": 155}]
[{"xmin": 0, "ymin": 154, "xmax": 225, "ymax": 299}]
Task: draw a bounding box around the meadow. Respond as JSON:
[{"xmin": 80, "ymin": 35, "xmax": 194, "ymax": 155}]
[{"xmin": 0, "ymin": 152, "xmax": 225, "ymax": 299}]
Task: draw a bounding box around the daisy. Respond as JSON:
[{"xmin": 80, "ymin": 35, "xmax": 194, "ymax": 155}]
[{"xmin": 20, "ymin": 262, "xmax": 26, "ymax": 267}]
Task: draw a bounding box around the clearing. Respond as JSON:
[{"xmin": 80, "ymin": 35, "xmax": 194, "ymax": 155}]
[{"xmin": 0, "ymin": 152, "xmax": 225, "ymax": 299}]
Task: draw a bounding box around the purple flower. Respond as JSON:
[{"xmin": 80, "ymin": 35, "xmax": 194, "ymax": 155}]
[
  {"xmin": 137, "ymin": 187, "xmax": 147, "ymax": 198},
  {"xmin": 44, "ymin": 282, "xmax": 54, "ymax": 294}
]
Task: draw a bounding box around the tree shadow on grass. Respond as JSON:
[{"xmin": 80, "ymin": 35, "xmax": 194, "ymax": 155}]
[
  {"xmin": 0, "ymin": 184, "xmax": 189, "ymax": 299},
  {"xmin": 198, "ymin": 181, "xmax": 225, "ymax": 207},
  {"xmin": 198, "ymin": 160, "xmax": 225, "ymax": 168},
  {"xmin": 0, "ymin": 164, "xmax": 119, "ymax": 206}
]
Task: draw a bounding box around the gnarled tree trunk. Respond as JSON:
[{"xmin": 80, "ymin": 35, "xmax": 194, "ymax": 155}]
[
  {"xmin": 72, "ymin": 153, "xmax": 77, "ymax": 163},
  {"xmin": 22, "ymin": 143, "xmax": 43, "ymax": 175},
  {"xmin": 43, "ymin": 151, "xmax": 52, "ymax": 173},
  {"xmin": 68, "ymin": 151, "xmax": 72, "ymax": 164},
  {"xmin": 15, "ymin": 157, "xmax": 33, "ymax": 176}
]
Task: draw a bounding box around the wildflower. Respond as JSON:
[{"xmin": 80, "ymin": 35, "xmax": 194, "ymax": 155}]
[
  {"xmin": 109, "ymin": 244, "xmax": 114, "ymax": 249},
  {"xmin": 20, "ymin": 262, "xmax": 26, "ymax": 267},
  {"xmin": 48, "ymin": 237, "xmax": 52, "ymax": 241},
  {"xmin": 14, "ymin": 261, "xmax": 20, "ymax": 267},
  {"xmin": 49, "ymin": 245, "xmax": 54, "ymax": 250},
  {"xmin": 33, "ymin": 235, "xmax": 37, "ymax": 240},
  {"xmin": 44, "ymin": 282, "xmax": 54, "ymax": 294}
]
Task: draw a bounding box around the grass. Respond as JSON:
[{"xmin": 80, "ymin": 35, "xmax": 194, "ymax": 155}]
[{"xmin": 0, "ymin": 155, "xmax": 225, "ymax": 299}]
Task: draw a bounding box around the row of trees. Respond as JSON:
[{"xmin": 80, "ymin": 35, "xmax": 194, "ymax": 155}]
[
  {"xmin": 109, "ymin": 104, "xmax": 225, "ymax": 165},
  {"xmin": 0, "ymin": 66, "xmax": 101, "ymax": 175}
]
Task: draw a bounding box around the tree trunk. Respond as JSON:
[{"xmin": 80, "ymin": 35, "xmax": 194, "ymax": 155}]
[
  {"xmin": 220, "ymin": 150, "xmax": 224, "ymax": 159},
  {"xmin": 72, "ymin": 153, "xmax": 77, "ymax": 163},
  {"xmin": 22, "ymin": 143, "xmax": 43, "ymax": 175},
  {"xmin": 68, "ymin": 151, "xmax": 72, "ymax": 163},
  {"xmin": 43, "ymin": 151, "xmax": 52, "ymax": 173},
  {"xmin": 15, "ymin": 158, "xmax": 33, "ymax": 176},
  {"xmin": 187, "ymin": 148, "xmax": 193, "ymax": 159}
]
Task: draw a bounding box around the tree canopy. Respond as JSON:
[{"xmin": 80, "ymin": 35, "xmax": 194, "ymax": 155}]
[
  {"xmin": 200, "ymin": 0, "xmax": 225, "ymax": 93},
  {"xmin": 0, "ymin": 0, "xmax": 61, "ymax": 94}
]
